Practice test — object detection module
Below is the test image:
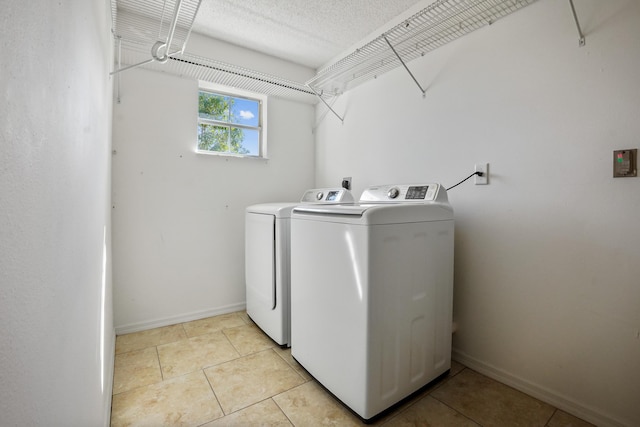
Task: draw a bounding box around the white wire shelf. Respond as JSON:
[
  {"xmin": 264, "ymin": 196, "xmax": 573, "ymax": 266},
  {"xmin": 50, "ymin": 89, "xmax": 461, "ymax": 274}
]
[
  {"xmin": 111, "ymin": 0, "xmax": 540, "ymax": 105},
  {"xmin": 307, "ymin": 0, "xmax": 539, "ymax": 96},
  {"xmin": 116, "ymin": 38, "xmax": 317, "ymax": 103},
  {"xmin": 112, "ymin": 0, "xmax": 318, "ymax": 103},
  {"xmin": 114, "ymin": 0, "xmax": 201, "ymax": 54}
]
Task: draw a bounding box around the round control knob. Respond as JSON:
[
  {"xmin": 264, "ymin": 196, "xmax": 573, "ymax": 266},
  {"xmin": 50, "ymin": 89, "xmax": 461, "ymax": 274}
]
[
  {"xmin": 316, "ymin": 191, "xmax": 324, "ymax": 200},
  {"xmin": 387, "ymin": 187, "xmax": 400, "ymax": 199}
]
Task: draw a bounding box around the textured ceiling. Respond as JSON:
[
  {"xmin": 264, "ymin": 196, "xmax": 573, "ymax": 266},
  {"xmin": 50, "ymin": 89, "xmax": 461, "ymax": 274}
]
[{"xmin": 191, "ymin": 0, "xmax": 425, "ymax": 69}]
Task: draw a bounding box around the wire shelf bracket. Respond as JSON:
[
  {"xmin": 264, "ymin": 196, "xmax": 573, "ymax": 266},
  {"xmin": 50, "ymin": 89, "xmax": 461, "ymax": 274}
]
[
  {"xmin": 568, "ymin": 0, "xmax": 586, "ymax": 47},
  {"xmin": 306, "ymin": 0, "xmax": 540, "ymax": 99},
  {"xmin": 313, "ymin": 93, "xmax": 342, "ymax": 132},
  {"xmin": 383, "ymin": 35, "xmax": 426, "ymax": 98},
  {"xmin": 116, "ymin": 36, "xmax": 122, "ymax": 103},
  {"xmin": 309, "ymin": 86, "xmax": 344, "ymax": 124}
]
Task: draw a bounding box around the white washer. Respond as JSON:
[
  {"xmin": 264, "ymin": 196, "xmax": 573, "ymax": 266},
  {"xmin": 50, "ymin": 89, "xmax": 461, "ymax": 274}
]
[
  {"xmin": 290, "ymin": 183, "xmax": 454, "ymax": 421},
  {"xmin": 245, "ymin": 188, "xmax": 354, "ymax": 346}
]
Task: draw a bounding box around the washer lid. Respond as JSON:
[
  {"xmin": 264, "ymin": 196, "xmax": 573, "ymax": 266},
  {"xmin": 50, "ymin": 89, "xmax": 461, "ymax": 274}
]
[
  {"xmin": 246, "ymin": 188, "xmax": 355, "ymax": 217},
  {"xmin": 292, "ymin": 183, "xmax": 452, "ymax": 224},
  {"xmin": 246, "ymin": 202, "xmax": 298, "ymax": 217},
  {"xmin": 293, "ymin": 202, "xmax": 453, "ymax": 224}
]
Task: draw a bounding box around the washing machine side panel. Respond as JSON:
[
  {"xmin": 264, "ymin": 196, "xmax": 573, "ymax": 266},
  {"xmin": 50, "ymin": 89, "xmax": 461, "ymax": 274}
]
[
  {"xmin": 274, "ymin": 217, "xmax": 291, "ymax": 345},
  {"xmin": 290, "ymin": 218, "xmax": 370, "ymax": 414},
  {"xmin": 366, "ymin": 219, "xmax": 454, "ymax": 418},
  {"xmin": 245, "ymin": 212, "xmax": 285, "ymax": 344}
]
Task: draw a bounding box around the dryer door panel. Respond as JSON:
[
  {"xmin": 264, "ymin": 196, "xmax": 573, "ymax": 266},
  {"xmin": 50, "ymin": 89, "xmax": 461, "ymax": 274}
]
[{"xmin": 246, "ymin": 213, "xmax": 276, "ymax": 310}]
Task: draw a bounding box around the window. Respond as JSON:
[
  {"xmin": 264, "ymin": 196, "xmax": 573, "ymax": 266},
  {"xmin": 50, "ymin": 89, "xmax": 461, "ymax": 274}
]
[{"xmin": 197, "ymin": 85, "xmax": 265, "ymax": 157}]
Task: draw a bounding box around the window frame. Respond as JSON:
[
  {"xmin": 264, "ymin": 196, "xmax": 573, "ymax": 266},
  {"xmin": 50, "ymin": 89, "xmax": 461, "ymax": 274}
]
[{"xmin": 196, "ymin": 81, "xmax": 268, "ymax": 159}]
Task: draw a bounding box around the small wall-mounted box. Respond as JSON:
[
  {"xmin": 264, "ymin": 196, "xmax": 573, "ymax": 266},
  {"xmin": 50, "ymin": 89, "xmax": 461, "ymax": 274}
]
[{"xmin": 613, "ymin": 149, "xmax": 637, "ymax": 178}]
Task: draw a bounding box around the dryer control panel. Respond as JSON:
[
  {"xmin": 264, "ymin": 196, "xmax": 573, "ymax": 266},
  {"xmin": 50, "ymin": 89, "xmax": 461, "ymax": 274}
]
[
  {"xmin": 360, "ymin": 183, "xmax": 446, "ymax": 203},
  {"xmin": 300, "ymin": 188, "xmax": 355, "ymax": 204}
]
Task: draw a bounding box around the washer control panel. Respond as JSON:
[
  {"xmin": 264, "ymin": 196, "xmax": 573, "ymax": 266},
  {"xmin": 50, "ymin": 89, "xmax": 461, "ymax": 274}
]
[
  {"xmin": 360, "ymin": 184, "xmax": 443, "ymax": 203},
  {"xmin": 300, "ymin": 188, "xmax": 355, "ymax": 204}
]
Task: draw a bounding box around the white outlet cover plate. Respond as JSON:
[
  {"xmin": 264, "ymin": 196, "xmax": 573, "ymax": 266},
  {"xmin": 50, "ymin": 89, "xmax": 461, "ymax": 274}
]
[{"xmin": 475, "ymin": 163, "xmax": 488, "ymax": 185}]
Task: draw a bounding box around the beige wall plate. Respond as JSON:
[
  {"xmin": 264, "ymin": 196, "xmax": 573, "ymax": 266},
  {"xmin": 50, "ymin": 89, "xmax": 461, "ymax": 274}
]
[{"xmin": 613, "ymin": 149, "xmax": 637, "ymax": 177}]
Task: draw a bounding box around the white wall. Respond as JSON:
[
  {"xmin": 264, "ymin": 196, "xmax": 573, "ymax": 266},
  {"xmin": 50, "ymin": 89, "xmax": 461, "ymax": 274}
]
[
  {"xmin": 112, "ymin": 62, "xmax": 315, "ymax": 332},
  {"xmin": 314, "ymin": 0, "xmax": 640, "ymax": 426},
  {"xmin": 0, "ymin": 0, "xmax": 114, "ymax": 425}
]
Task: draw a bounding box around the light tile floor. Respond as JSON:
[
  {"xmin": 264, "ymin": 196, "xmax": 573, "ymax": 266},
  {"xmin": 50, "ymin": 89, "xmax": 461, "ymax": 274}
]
[{"xmin": 111, "ymin": 311, "xmax": 594, "ymax": 427}]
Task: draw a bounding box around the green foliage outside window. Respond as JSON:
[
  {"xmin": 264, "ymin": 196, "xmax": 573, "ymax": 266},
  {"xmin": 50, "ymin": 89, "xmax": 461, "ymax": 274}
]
[{"xmin": 197, "ymin": 90, "xmax": 261, "ymax": 156}]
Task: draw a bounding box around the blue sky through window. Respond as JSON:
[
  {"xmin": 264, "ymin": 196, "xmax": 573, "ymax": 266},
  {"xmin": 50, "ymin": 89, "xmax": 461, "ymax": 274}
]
[
  {"xmin": 232, "ymin": 98, "xmax": 259, "ymax": 127},
  {"xmin": 232, "ymin": 97, "xmax": 259, "ymax": 155},
  {"xmin": 239, "ymin": 128, "xmax": 259, "ymax": 155}
]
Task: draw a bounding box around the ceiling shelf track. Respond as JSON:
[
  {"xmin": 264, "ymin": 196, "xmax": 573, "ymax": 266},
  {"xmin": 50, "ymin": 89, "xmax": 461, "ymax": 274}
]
[{"xmin": 306, "ymin": 0, "xmax": 540, "ymax": 105}]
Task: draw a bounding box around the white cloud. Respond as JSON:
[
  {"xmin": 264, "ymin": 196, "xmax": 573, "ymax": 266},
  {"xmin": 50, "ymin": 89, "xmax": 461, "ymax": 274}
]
[{"xmin": 239, "ymin": 110, "xmax": 255, "ymax": 120}]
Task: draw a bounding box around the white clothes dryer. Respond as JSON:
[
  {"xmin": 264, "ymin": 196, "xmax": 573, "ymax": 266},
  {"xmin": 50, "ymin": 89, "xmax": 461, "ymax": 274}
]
[
  {"xmin": 245, "ymin": 188, "xmax": 354, "ymax": 346},
  {"xmin": 290, "ymin": 183, "xmax": 454, "ymax": 421}
]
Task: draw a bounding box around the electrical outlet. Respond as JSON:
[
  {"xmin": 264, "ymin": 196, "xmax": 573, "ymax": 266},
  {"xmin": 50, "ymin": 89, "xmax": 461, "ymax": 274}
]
[
  {"xmin": 613, "ymin": 149, "xmax": 637, "ymax": 177},
  {"xmin": 475, "ymin": 163, "xmax": 489, "ymax": 185},
  {"xmin": 341, "ymin": 176, "xmax": 352, "ymax": 190}
]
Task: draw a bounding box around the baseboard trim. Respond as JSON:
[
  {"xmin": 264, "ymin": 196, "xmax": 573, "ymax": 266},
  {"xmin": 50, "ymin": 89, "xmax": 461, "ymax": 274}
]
[
  {"xmin": 115, "ymin": 302, "xmax": 247, "ymax": 335},
  {"xmin": 452, "ymin": 348, "xmax": 628, "ymax": 427}
]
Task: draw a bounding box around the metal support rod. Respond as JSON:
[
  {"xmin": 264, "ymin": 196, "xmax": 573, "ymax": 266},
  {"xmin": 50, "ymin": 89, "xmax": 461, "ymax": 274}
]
[
  {"xmin": 165, "ymin": 0, "xmax": 183, "ymax": 55},
  {"xmin": 151, "ymin": 0, "xmax": 183, "ymax": 63},
  {"xmin": 308, "ymin": 86, "xmax": 344, "ymax": 124},
  {"xmin": 117, "ymin": 37, "xmax": 122, "ymax": 103},
  {"xmin": 313, "ymin": 94, "xmax": 341, "ymax": 131},
  {"xmin": 109, "ymin": 49, "xmax": 182, "ymax": 76},
  {"xmin": 569, "ymin": 0, "xmax": 586, "ymax": 47},
  {"xmin": 110, "ymin": 57, "xmax": 156, "ymax": 75},
  {"xmin": 383, "ymin": 35, "xmax": 426, "ymax": 97}
]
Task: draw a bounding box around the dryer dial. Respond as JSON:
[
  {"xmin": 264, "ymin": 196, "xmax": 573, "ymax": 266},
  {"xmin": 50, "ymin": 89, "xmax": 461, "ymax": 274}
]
[{"xmin": 387, "ymin": 187, "xmax": 400, "ymax": 199}]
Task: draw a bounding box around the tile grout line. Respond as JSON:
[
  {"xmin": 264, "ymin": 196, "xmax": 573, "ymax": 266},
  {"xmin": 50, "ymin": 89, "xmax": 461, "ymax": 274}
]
[
  {"xmin": 220, "ymin": 326, "xmax": 244, "ymax": 357},
  {"xmin": 544, "ymin": 408, "xmax": 559, "ymax": 426},
  {"xmin": 378, "ymin": 397, "xmax": 413, "ymax": 426},
  {"xmin": 205, "ymin": 347, "xmax": 309, "ymax": 419},
  {"xmin": 202, "ymin": 367, "xmax": 227, "ymax": 420},
  {"xmin": 427, "ymin": 368, "xmax": 486, "ymax": 427},
  {"xmin": 270, "ymin": 395, "xmax": 297, "ymax": 426},
  {"xmin": 375, "ymin": 367, "xmax": 472, "ymax": 427},
  {"xmin": 180, "ymin": 322, "xmax": 188, "ymax": 339},
  {"xmin": 458, "ymin": 366, "xmax": 564, "ymax": 424},
  {"xmin": 270, "ymin": 347, "xmax": 311, "ymax": 385},
  {"xmin": 429, "ymin": 394, "xmax": 484, "ymax": 427},
  {"xmin": 110, "ymin": 346, "xmax": 166, "ymax": 397},
  {"xmin": 422, "ymin": 365, "xmax": 466, "ymax": 396},
  {"xmin": 155, "ymin": 345, "xmax": 165, "ymax": 382}
]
